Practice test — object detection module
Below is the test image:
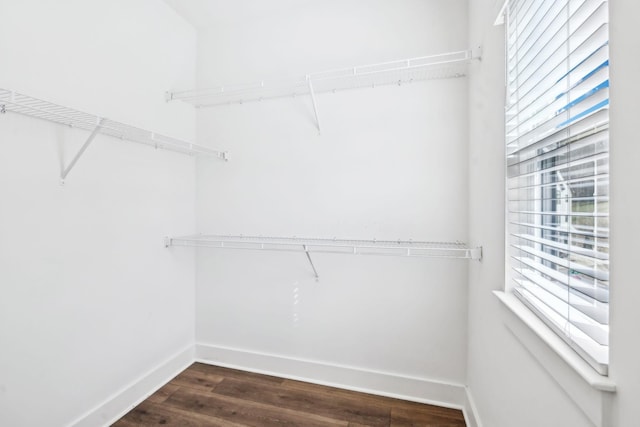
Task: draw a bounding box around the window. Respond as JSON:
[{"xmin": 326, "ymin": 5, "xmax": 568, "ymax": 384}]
[{"xmin": 505, "ymin": 0, "xmax": 609, "ymax": 374}]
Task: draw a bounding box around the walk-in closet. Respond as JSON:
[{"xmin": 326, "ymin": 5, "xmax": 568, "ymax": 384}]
[{"xmin": 1, "ymin": 1, "xmax": 638, "ymax": 426}]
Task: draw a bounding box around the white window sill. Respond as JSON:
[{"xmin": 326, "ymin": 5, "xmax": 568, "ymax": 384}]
[{"xmin": 494, "ymin": 290, "xmax": 616, "ymax": 393}]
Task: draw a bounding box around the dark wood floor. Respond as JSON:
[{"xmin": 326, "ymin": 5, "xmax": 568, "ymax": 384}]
[{"xmin": 113, "ymin": 362, "xmax": 466, "ymax": 426}]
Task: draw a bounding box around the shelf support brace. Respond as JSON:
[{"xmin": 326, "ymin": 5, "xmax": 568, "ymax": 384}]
[
  {"xmin": 60, "ymin": 118, "xmax": 105, "ymax": 184},
  {"xmin": 307, "ymin": 77, "xmax": 321, "ymax": 135},
  {"xmin": 303, "ymin": 245, "xmax": 319, "ymax": 280}
]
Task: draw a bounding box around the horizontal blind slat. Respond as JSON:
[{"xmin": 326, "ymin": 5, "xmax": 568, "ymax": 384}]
[
  {"xmin": 507, "ymin": 108, "xmax": 608, "ymax": 156},
  {"xmin": 513, "ymin": 286, "xmax": 609, "ymax": 370},
  {"xmin": 506, "ymin": 23, "xmax": 609, "ymax": 111},
  {"xmin": 512, "ymin": 244, "xmax": 608, "ymax": 282},
  {"xmin": 512, "ymin": 233, "xmax": 609, "ymax": 260},
  {"xmin": 509, "ymin": 221, "xmax": 609, "ymax": 239},
  {"xmin": 507, "ymin": 171, "xmax": 608, "ymax": 192},
  {"xmin": 512, "ymin": 256, "xmax": 609, "ymax": 302},
  {"xmin": 507, "ymin": 126, "xmax": 608, "ymax": 167},
  {"xmin": 508, "ymin": 150, "xmax": 608, "ymax": 180},
  {"xmin": 514, "ymin": 279, "xmax": 609, "ymax": 344},
  {"xmin": 513, "ymin": 268, "xmax": 609, "ymax": 324},
  {"xmin": 506, "ymin": 62, "xmax": 609, "ymax": 134}
]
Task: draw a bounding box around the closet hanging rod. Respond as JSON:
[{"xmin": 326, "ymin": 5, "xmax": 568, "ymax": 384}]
[
  {"xmin": 0, "ymin": 88, "xmax": 228, "ymax": 159},
  {"xmin": 165, "ymin": 234, "xmax": 483, "ymax": 261},
  {"xmin": 167, "ymin": 50, "xmax": 474, "ymax": 108}
]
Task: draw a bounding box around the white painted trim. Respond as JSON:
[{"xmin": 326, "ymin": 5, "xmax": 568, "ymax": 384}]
[
  {"xmin": 68, "ymin": 344, "xmax": 194, "ymax": 427},
  {"xmin": 495, "ymin": 291, "xmax": 615, "ymax": 427},
  {"xmin": 463, "ymin": 386, "xmax": 483, "ymax": 427},
  {"xmin": 494, "ymin": 291, "xmax": 615, "ymax": 392},
  {"xmin": 196, "ymin": 342, "xmax": 467, "ymax": 410}
]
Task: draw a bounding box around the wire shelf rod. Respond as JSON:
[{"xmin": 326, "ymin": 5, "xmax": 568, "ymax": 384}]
[
  {"xmin": 309, "ymin": 52, "xmax": 471, "ymax": 81},
  {"xmin": 170, "ymin": 56, "xmax": 468, "ymax": 101},
  {"xmin": 165, "ymin": 234, "xmax": 483, "ymax": 261},
  {"xmin": 168, "ymin": 50, "xmax": 474, "ymax": 108}
]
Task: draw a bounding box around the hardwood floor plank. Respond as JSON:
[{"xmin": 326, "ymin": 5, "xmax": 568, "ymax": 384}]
[
  {"xmin": 212, "ymin": 378, "xmax": 390, "ymax": 426},
  {"xmin": 163, "ymin": 386, "xmax": 345, "ymax": 427},
  {"xmin": 282, "ymin": 379, "xmax": 464, "ymax": 421},
  {"xmin": 390, "ymin": 406, "xmax": 466, "ymax": 427},
  {"xmin": 151, "ymin": 400, "xmax": 248, "ymax": 427},
  {"xmin": 392, "ymin": 402, "xmax": 463, "ymax": 421},
  {"xmin": 281, "ymin": 379, "xmax": 404, "ymax": 408},
  {"xmin": 111, "ymin": 400, "xmax": 240, "ymax": 427},
  {"xmin": 169, "ymin": 368, "xmax": 225, "ymax": 391},
  {"xmin": 190, "ymin": 363, "xmax": 284, "ymax": 385},
  {"xmin": 174, "ymin": 388, "xmax": 348, "ymax": 426},
  {"xmin": 147, "ymin": 383, "xmax": 180, "ymax": 404}
]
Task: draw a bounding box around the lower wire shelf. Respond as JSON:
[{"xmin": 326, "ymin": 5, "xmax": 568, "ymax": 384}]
[
  {"xmin": 165, "ymin": 234, "xmax": 482, "ymax": 260},
  {"xmin": 166, "ymin": 234, "xmax": 481, "ymax": 279}
]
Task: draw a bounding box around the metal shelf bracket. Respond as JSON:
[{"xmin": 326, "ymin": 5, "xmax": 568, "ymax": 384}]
[
  {"xmin": 60, "ymin": 117, "xmax": 105, "ymax": 185},
  {"xmin": 303, "ymin": 244, "xmax": 320, "ymax": 280},
  {"xmin": 307, "ymin": 77, "xmax": 322, "ymax": 135}
]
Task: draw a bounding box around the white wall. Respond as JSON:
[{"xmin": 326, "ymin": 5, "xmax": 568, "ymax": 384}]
[
  {"xmin": 192, "ymin": 0, "xmax": 472, "ymax": 406},
  {"xmin": 192, "ymin": 0, "xmax": 467, "ymax": 84},
  {"xmin": 467, "ymin": 1, "xmax": 640, "ymax": 426},
  {"xmin": 606, "ymin": 1, "xmax": 640, "ymax": 426},
  {"xmin": 0, "ymin": 1, "xmax": 198, "ymax": 426}
]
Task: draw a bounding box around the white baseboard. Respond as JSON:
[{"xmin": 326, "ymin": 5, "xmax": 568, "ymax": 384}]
[
  {"xmin": 195, "ymin": 342, "xmax": 466, "ymax": 410},
  {"xmin": 69, "ymin": 344, "xmax": 194, "ymax": 427},
  {"xmin": 463, "ymin": 386, "xmax": 483, "ymax": 427}
]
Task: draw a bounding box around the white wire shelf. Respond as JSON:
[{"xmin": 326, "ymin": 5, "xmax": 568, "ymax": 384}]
[
  {"xmin": 165, "ymin": 234, "xmax": 482, "ymax": 260},
  {"xmin": 0, "ymin": 88, "xmax": 228, "ymax": 159},
  {"xmin": 167, "ymin": 50, "xmax": 472, "ymax": 108}
]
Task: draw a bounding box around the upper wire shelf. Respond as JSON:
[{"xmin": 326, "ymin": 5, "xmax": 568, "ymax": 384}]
[
  {"xmin": 165, "ymin": 234, "xmax": 482, "ymax": 260},
  {"xmin": 0, "ymin": 88, "xmax": 228, "ymax": 159},
  {"xmin": 168, "ymin": 50, "xmax": 472, "ymax": 108}
]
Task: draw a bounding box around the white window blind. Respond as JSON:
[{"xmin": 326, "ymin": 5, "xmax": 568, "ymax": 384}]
[{"xmin": 505, "ymin": 0, "xmax": 609, "ymax": 374}]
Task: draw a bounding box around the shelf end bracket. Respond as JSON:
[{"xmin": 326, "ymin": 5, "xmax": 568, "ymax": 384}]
[
  {"xmin": 469, "ymin": 246, "xmax": 483, "ymax": 261},
  {"xmin": 60, "ymin": 118, "xmax": 105, "ymax": 183},
  {"xmin": 471, "ymin": 45, "xmax": 483, "ymax": 61}
]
